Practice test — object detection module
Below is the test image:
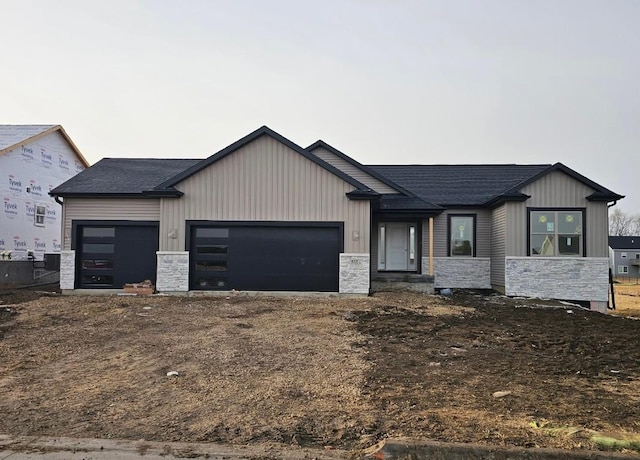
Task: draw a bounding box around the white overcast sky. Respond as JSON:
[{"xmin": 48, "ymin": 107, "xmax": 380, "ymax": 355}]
[{"xmin": 2, "ymin": 1, "xmax": 638, "ymax": 211}]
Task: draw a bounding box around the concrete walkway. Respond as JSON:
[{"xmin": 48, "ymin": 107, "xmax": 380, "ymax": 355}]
[
  {"xmin": 2, "ymin": 435, "xmax": 638, "ymax": 460},
  {"xmin": 0, "ymin": 435, "xmax": 348, "ymax": 459}
]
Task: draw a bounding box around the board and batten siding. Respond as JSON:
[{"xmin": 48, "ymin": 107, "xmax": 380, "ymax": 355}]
[
  {"xmin": 159, "ymin": 135, "xmax": 370, "ymax": 253},
  {"xmin": 62, "ymin": 198, "xmax": 161, "ymax": 250},
  {"xmin": 310, "ymin": 147, "xmax": 399, "ymax": 194},
  {"xmin": 506, "ymin": 170, "xmax": 610, "ymax": 257},
  {"xmin": 422, "ymin": 209, "xmax": 491, "ymax": 258},
  {"xmin": 490, "ymin": 205, "xmax": 507, "ymax": 289}
]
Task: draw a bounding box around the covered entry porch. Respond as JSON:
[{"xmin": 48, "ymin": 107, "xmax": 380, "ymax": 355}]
[{"xmin": 370, "ymin": 196, "xmax": 442, "ymax": 293}]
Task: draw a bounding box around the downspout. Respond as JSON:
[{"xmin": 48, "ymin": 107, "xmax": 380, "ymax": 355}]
[
  {"xmin": 54, "ymin": 195, "xmax": 63, "ymax": 206},
  {"xmin": 429, "ymin": 217, "xmax": 434, "ymax": 276},
  {"xmin": 607, "ymin": 200, "xmax": 617, "ymax": 309}
]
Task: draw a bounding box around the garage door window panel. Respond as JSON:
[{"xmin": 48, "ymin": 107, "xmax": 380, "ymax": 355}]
[{"xmin": 195, "ymin": 259, "xmax": 228, "ymax": 271}]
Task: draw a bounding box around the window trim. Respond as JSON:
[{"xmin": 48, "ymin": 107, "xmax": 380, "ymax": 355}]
[
  {"xmin": 619, "ymin": 265, "xmax": 629, "ymax": 274},
  {"xmin": 447, "ymin": 214, "xmax": 477, "ymax": 257},
  {"xmin": 527, "ymin": 207, "xmax": 586, "ymax": 257},
  {"xmin": 34, "ymin": 204, "xmax": 46, "ymax": 227}
]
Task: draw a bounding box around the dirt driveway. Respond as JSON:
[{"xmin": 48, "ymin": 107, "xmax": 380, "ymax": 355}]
[{"xmin": 1, "ymin": 288, "xmax": 639, "ymax": 455}]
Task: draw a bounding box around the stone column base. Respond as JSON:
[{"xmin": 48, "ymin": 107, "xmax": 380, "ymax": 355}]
[
  {"xmin": 156, "ymin": 251, "xmax": 189, "ymax": 292},
  {"xmin": 339, "ymin": 253, "xmax": 370, "ymax": 294},
  {"xmin": 60, "ymin": 250, "xmax": 75, "ymax": 290}
]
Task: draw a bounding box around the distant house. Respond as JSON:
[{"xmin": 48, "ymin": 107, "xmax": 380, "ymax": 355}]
[
  {"xmin": 0, "ymin": 125, "xmax": 89, "ymax": 260},
  {"xmin": 50, "ymin": 126, "xmax": 622, "ymax": 309},
  {"xmin": 609, "ymin": 236, "xmax": 640, "ymax": 278}
]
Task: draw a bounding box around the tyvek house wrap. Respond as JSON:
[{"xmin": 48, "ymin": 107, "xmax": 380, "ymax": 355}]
[{"xmin": 0, "ymin": 131, "xmax": 85, "ymax": 261}]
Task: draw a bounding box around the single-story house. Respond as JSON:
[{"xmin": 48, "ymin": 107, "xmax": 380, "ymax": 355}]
[
  {"xmin": 50, "ymin": 126, "xmax": 623, "ymax": 308},
  {"xmin": 609, "ymin": 236, "xmax": 640, "ymax": 278}
]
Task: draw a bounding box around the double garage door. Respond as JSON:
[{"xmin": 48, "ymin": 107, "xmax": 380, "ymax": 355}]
[{"xmin": 190, "ymin": 223, "xmax": 342, "ymax": 292}]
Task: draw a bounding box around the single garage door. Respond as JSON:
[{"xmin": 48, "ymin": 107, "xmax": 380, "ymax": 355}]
[
  {"xmin": 190, "ymin": 224, "xmax": 342, "ymax": 291},
  {"xmin": 75, "ymin": 223, "xmax": 159, "ymax": 289}
]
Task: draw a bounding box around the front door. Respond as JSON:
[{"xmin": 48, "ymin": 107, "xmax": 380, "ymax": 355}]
[
  {"xmin": 378, "ymin": 222, "xmax": 417, "ymax": 271},
  {"xmin": 386, "ymin": 223, "xmax": 409, "ymax": 270}
]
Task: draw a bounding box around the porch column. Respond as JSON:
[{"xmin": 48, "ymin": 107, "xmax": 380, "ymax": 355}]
[{"xmin": 429, "ymin": 217, "xmax": 434, "ymax": 276}]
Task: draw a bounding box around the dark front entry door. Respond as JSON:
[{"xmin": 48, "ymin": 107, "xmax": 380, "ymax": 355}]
[
  {"xmin": 190, "ymin": 224, "xmax": 341, "ymax": 291},
  {"xmin": 77, "ymin": 224, "xmax": 158, "ymax": 288}
]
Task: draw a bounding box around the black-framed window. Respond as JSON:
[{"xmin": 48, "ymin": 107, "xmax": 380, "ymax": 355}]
[
  {"xmin": 448, "ymin": 215, "xmax": 476, "ymax": 257},
  {"xmin": 529, "ymin": 209, "xmax": 584, "ymax": 256}
]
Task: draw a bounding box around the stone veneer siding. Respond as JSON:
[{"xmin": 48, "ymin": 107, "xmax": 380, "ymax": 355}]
[
  {"xmin": 505, "ymin": 257, "xmax": 609, "ymax": 302},
  {"xmin": 60, "ymin": 250, "xmax": 75, "ymax": 290},
  {"xmin": 339, "ymin": 253, "xmax": 370, "ymax": 294},
  {"xmin": 427, "ymin": 257, "xmax": 491, "ymax": 289},
  {"xmin": 156, "ymin": 251, "xmax": 189, "ymax": 292}
]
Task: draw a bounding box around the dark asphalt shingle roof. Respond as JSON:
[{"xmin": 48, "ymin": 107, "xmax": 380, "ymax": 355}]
[
  {"xmin": 609, "ymin": 236, "xmax": 640, "ymax": 250},
  {"xmin": 367, "ymin": 164, "xmax": 551, "ymax": 206},
  {"xmin": 51, "ymin": 158, "xmax": 201, "ymax": 195},
  {"xmin": 379, "ymin": 195, "xmax": 442, "ymax": 211}
]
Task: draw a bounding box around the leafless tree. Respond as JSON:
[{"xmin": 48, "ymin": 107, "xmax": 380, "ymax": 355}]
[{"xmin": 609, "ymin": 208, "xmax": 640, "ymax": 236}]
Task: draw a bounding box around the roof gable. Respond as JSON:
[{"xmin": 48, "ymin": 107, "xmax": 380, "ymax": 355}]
[
  {"xmin": 504, "ymin": 163, "xmax": 623, "ymax": 203},
  {"xmin": 155, "ymin": 126, "xmax": 371, "ymax": 192},
  {"xmin": 0, "ymin": 124, "xmax": 90, "ymax": 167},
  {"xmin": 306, "ymin": 140, "xmax": 412, "ymax": 196}
]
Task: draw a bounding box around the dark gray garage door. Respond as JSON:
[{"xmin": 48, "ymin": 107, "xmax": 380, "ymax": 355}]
[
  {"xmin": 75, "ymin": 223, "xmax": 158, "ymax": 289},
  {"xmin": 190, "ymin": 224, "xmax": 341, "ymax": 291}
]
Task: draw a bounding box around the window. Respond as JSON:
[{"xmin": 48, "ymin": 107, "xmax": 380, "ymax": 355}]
[
  {"xmin": 621, "ymin": 252, "xmax": 628, "ymax": 259},
  {"xmin": 197, "ymin": 245, "xmax": 228, "ymax": 254},
  {"xmin": 196, "ymin": 228, "xmax": 229, "ymax": 238},
  {"xmin": 34, "ymin": 204, "xmax": 46, "ymax": 227},
  {"xmin": 84, "ymin": 227, "xmax": 115, "ymax": 238},
  {"xmin": 83, "ymin": 243, "xmax": 115, "ymax": 253},
  {"xmin": 449, "ymin": 215, "xmax": 475, "ymax": 257},
  {"xmin": 530, "ymin": 210, "xmax": 583, "ymax": 256},
  {"xmin": 619, "ymin": 266, "xmax": 629, "ymax": 274}
]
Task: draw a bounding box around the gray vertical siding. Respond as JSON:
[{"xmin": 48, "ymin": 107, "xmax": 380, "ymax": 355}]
[
  {"xmin": 490, "ymin": 205, "xmax": 506, "ymax": 288},
  {"xmin": 160, "ymin": 135, "xmax": 370, "ymax": 253},
  {"xmin": 62, "ymin": 198, "xmax": 161, "ymax": 249},
  {"xmin": 422, "ymin": 209, "xmax": 491, "ymax": 257},
  {"xmin": 310, "ymin": 147, "xmax": 400, "ymax": 194},
  {"xmin": 506, "ymin": 170, "xmax": 610, "ymax": 257}
]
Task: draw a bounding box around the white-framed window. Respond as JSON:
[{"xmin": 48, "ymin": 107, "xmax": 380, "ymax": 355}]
[
  {"xmin": 34, "ymin": 204, "xmax": 46, "ymax": 227},
  {"xmin": 619, "ymin": 265, "xmax": 629, "ymax": 274},
  {"xmin": 621, "ymin": 252, "xmax": 628, "ymax": 258},
  {"xmin": 636, "ymin": 253, "xmax": 640, "ymax": 260},
  {"xmin": 529, "ymin": 209, "xmax": 583, "ymax": 256}
]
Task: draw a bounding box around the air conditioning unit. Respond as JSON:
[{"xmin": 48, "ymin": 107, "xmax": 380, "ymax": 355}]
[{"xmin": 44, "ymin": 253, "xmax": 61, "ymax": 270}]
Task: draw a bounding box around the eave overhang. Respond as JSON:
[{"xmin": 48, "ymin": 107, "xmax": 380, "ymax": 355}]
[{"xmin": 346, "ymin": 189, "xmax": 381, "ymax": 200}]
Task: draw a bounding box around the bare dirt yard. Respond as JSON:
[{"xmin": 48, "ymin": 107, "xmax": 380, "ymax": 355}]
[{"xmin": 1, "ymin": 287, "xmax": 639, "ymax": 457}]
